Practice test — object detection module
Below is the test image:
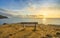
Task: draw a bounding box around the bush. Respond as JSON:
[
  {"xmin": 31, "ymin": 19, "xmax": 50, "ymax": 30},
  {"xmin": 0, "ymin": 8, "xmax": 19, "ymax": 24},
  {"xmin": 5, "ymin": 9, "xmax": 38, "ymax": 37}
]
[
  {"xmin": 56, "ymin": 32, "xmax": 60, "ymax": 35},
  {"xmin": 3, "ymin": 23, "xmax": 7, "ymax": 25},
  {"xmin": 46, "ymin": 34, "xmax": 52, "ymax": 38}
]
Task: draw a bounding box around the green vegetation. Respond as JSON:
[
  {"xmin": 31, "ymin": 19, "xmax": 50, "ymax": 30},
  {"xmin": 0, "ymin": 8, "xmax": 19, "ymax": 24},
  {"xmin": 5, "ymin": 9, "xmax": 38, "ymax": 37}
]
[{"xmin": 0, "ymin": 15, "xmax": 8, "ymax": 19}]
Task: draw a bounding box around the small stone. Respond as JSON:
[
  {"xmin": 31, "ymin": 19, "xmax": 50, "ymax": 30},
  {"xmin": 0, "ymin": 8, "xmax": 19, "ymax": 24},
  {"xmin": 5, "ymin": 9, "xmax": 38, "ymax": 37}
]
[{"xmin": 9, "ymin": 34, "xmax": 13, "ymax": 36}]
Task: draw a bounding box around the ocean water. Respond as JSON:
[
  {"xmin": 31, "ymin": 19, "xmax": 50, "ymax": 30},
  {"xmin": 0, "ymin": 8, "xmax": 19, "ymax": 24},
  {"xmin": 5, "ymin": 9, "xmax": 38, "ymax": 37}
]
[{"xmin": 0, "ymin": 17, "xmax": 60, "ymax": 25}]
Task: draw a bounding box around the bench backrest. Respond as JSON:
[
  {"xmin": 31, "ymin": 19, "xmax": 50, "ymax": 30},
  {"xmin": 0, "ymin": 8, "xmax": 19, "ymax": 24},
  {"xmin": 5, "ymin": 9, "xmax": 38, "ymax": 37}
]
[{"xmin": 20, "ymin": 22, "xmax": 38, "ymax": 24}]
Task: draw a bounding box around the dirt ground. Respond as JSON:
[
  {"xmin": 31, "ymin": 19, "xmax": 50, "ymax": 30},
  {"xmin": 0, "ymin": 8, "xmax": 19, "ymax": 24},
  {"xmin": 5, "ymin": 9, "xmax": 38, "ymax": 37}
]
[{"xmin": 0, "ymin": 23, "xmax": 60, "ymax": 38}]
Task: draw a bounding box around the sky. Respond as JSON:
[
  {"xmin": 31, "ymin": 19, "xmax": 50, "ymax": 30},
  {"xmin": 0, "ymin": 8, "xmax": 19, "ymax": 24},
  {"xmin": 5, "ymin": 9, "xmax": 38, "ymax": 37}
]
[{"xmin": 0, "ymin": 0, "xmax": 60, "ymax": 18}]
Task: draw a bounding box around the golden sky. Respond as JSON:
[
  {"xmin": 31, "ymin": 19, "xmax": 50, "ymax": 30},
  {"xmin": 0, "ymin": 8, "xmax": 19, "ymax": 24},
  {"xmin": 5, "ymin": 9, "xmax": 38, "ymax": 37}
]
[{"xmin": 0, "ymin": 0, "xmax": 60, "ymax": 18}]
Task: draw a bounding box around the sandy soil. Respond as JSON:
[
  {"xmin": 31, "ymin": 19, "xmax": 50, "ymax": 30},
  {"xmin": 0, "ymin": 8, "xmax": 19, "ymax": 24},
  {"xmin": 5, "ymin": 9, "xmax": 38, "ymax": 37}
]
[{"xmin": 0, "ymin": 23, "xmax": 60, "ymax": 38}]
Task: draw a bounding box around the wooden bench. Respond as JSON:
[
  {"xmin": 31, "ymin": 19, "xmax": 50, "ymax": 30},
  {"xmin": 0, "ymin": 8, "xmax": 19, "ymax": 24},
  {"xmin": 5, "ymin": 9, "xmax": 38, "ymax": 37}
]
[{"xmin": 20, "ymin": 22, "xmax": 38, "ymax": 31}]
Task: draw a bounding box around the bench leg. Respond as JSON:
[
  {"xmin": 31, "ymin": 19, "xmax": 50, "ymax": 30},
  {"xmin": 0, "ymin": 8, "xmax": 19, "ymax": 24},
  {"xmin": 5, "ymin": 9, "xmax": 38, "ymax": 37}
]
[
  {"xmin": 33, "ymin": 24, "xmax": 36, "ymax": 32},
  {"xmin": 22, "ymin": 24, "xmax": 25, "ymax": 31}
]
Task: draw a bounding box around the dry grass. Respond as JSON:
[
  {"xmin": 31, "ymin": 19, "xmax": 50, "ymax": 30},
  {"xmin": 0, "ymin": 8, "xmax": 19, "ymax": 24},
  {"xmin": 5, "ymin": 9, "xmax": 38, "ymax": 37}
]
[{"xmin": 0, "ymin": 23, "xmax": 60, "ymax": 38}]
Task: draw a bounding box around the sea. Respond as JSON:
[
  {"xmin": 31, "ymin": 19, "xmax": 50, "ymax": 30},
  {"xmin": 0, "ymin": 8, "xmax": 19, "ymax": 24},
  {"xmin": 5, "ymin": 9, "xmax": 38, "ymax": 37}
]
[{"xmin": 0, "ymin": 17, "xmax": 60, "ymax": 25}]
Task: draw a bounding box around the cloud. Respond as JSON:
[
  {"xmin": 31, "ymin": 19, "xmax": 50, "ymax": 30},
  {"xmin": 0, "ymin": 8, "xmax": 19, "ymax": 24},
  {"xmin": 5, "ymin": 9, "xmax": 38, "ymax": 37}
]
[{"xmin": 0, "ymin": 0, "xmax": 60, "ymax": 18}]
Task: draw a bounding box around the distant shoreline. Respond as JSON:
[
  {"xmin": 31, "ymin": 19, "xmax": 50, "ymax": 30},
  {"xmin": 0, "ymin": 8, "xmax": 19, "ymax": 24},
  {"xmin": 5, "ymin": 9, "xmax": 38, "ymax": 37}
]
[{"xmin": 0, "ymin": 15, "xmax": 8, "ymax": 19}]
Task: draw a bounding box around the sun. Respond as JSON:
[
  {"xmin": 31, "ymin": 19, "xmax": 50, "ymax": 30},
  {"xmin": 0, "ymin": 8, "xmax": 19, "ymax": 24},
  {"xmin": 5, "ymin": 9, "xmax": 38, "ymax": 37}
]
[{"xmin": 42, "ymin": 13, "xmax": 47, "ymax": 24}]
